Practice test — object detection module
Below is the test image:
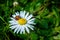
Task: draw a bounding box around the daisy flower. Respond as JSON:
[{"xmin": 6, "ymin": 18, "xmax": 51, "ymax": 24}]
[
  {"xmin": 9, "ymin": 11, "xmax": 35, "ymax": 34},
  {"xmin": 13, "ymin": 1, "xmax": 19, "ymax": 7}
]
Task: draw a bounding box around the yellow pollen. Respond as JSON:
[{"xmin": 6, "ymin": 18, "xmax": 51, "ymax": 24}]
[{"xmin": 17, "ymin": 18, "xmax": 27, "ymax": 25}]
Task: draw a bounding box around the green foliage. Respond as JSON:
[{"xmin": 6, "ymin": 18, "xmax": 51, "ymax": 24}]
[
  {"xmin": 0, "ymin": 0, "xmax": 60, "ymax": 40},
  {"xmin": 30, "ymin": 32, "xmax": 38, "ymax": 40}
]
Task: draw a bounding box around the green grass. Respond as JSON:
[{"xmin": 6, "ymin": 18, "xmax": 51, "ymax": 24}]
[{"xmin": 0, "ymin": 0, "xmax": 60, "ymax": 40}]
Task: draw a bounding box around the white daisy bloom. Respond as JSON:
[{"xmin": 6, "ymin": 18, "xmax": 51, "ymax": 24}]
[{"xmin": 9, "ymin": 11, "xmax": 35, "ymax": 34}]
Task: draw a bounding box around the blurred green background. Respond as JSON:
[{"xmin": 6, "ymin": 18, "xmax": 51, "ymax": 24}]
[{"xmin": 0, "ymin": 0, "xmax": 60, "ymax": 40}]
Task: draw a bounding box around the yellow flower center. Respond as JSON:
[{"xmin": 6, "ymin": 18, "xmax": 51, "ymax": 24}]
[{"xmin": 17, "ymin": 18, "xmax": 27, "ymax": 25}]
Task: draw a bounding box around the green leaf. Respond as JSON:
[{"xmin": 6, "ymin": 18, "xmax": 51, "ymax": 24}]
[
  {"xmin": 53, "ymin": 34, "xmax": 60, "ymax": 40},
  {"xmin": 30, "ymin": 32, "xmax": 38, "ymax": 40},
  {"xmin": 40, "ymin": 19, "xmax": 48, "ymax": 29}
]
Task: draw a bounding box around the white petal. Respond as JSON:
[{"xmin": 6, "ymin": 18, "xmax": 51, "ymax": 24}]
[
  {"xmin": 20, "ymin": 27, "xmax": 24, "ymax": 34},
  {"xmin": 10, "ymin": 23, "xmax": 17, "ymax": 25},
  {"xmin": 10, "ymin": 18, "xmax": 18, "ymax": 24},
  {"xmin": 25, "ymin": 27, "xmax": 30, "ymax": 33},
  {"xmin": 15, "ymin": 12, "xmax": 19, "ymax": 16},
  {"xmin": 9, "ymin": 17, "xmax": 18, "ymax": 25},
  {"xmin": 17, "ymin": 26, "xmax": 21, "ymax": 34},
  {"xmin": 9, "ymin": 21, "xmax": 15, "ymax": 24},
  {"xmin": 23, "ymin": 11, "xmax": 26, "ymax": 17},
  {"xmin": 9, "ymin": 21, "xmax": 18, "ymax": 25},
  {"xmin": 9, "ymin": 20, "xmax": 17, "ymax": 24},
  {"xmin": 29, "ymin": 18, "xmax": 35, "ymax": 21},
  {"xmin": 20, "ymin": 11, "xmax": 26, "ymax": 18},
  {"xmin": 27, "ymin": 22, "xmax": 36, "ymax": 25},
  {"xmin": 23, "ymin": 29, "xmax": 25, "ymax": 34},
  {"xmin": 27, "ymin": 24, "xmax": 34, "ymax": 30},
  {"xmin": 10, "ymin": 17, "xmax": 14, "ymax": 19},
  {"xmin": 28, "ymin": 21, "xmax": 34, "ymax": 23},
  {"xmin": 10, "ymin": 25, "xmax": 17, "ymax": 29},
  {"xmin": 27, "ymin": 14, "xmax": 33, "ymax": 20},
  {"xmin": 20, "ymin": 11, "xmax": 23, "ymax": 18},
  {"xmin": 29, "ymin": 26, "xmax": 34, "ymax": 30},
  {"xmin": 10, "ymin": 17, "xmax": 16, "ymax": 21},
  {"xmin": 12, "ymin": 15, "xmax": 16, "ymax": 18},
  {"xmin": 21, "ymin": 26, "xmax": 25, "ymax": 34},
  {"xmin": 25, "ymin": 12, "xmax": 29, "ymax": 19},
  {"xmin": 14, "ymin": 26, "xmax": 19, "ymax": 33},
  {"xmin": 9, "ymin": 21, "xmax": 14, "ymax": 23}
]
